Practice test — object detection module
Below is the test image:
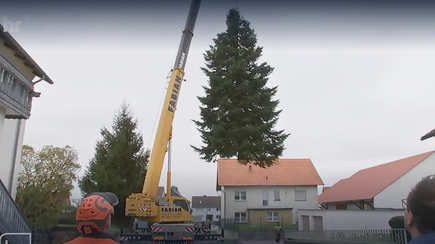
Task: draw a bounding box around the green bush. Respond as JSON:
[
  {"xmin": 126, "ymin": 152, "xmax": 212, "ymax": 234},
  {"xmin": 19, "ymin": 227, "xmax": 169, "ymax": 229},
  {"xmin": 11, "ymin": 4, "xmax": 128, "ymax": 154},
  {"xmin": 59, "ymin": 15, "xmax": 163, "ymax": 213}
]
[
  {"xmin": 388, "ymin": 216, "xmax": 405, "ymax": 229},
  {"xmin": 108, "ymin": 226, "xmax": 120, "ymax": 238},
  {"xmin": 388, "ymin": 216, "xmax": 412, "ymax": 243}
]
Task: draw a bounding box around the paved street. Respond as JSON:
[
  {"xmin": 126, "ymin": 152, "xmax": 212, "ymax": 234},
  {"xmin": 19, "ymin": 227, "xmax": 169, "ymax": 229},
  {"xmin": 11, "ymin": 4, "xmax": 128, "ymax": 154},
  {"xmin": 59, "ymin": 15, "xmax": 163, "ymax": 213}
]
[
  {"xmin": 241, "ymin": 241, "xmax": 280, "ymax": 244},
  {"xmin": 215, "ymin": 239, "xmax": 283, "ymax": 244}
]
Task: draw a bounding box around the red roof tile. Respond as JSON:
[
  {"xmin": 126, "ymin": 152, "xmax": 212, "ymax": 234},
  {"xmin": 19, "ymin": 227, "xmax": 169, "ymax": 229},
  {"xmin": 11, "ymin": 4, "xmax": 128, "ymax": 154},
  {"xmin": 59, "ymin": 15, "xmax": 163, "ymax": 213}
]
[
  {"xmin": 217, "ymin": 158, "xmax": 324, "ymax": 186},
  {"xmin": 318, "ymin": 151, "xmax": 435, "ymax": 203},
  {"xmin": 322, "ymin": 187, "xmax": 331, "ymax": 193}
]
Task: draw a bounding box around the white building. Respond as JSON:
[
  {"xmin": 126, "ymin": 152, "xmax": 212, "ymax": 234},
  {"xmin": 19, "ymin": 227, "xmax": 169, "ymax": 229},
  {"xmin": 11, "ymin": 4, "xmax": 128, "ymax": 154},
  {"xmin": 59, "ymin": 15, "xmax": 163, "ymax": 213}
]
[
  {"xmin": 0, "ymin": 119, "xmax": 26, "ymax": 199},
  {"xmin": 0, "ymin": 28, "xmax": 53, "ymax": 200},
  {"xmin": 318, "ymin": 150, "xmax": 435, "ymax": 210},
  {"xmin": 293, "ymin": 151, "xmax": 435, "ymax": 231},
  {"xmin": 0, "ymin": 24, "xmax": 53, "ymax": 242},
  {"xmin": 191, "ymin": 195, "xmax": 221, "ymax": 222},
  {"xmin": 296, "ymin": 209, "xmax": 405, "ymax": 231},
  {"xmin": 216, "ymin": 159, "xmax": 324, "ymax": 226}
]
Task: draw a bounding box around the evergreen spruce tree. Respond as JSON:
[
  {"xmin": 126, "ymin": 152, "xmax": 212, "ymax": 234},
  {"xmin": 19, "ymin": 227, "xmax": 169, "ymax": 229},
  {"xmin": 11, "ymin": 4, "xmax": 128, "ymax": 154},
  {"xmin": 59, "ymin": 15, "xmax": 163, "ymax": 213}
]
[
  {"xmin": 79, "ymin": 101, "xmax": 150, "ymax": 222},
  {"xmin": 191, "ymin": 8, "xmax": 289, "ymax": 168}
]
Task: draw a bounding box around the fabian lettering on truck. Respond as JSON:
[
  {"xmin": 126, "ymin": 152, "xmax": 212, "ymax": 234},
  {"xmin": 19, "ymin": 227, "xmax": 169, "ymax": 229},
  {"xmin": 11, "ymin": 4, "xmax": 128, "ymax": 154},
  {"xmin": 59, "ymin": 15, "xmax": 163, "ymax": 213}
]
[
  {"xmin": 161, "ymin": 207, "xmax": 182, "ymax": 212},
  {"xmin": 168, "ymin": 51, "xmax": 186, "ymax": 113},
  {"xmin": 168, "ymin": 75, "xmax": 182, "ymax": 112},
  {"xmin": 178, "ymin": 51, "xmax": 186, "ymax": 69}
]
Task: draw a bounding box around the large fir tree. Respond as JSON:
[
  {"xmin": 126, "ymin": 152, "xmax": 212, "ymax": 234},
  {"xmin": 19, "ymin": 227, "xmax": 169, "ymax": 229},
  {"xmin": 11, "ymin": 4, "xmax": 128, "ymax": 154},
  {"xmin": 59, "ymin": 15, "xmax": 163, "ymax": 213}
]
[
  {"xmin": 79, "ymin": 101, "xmax": 150, "ymax": 222},
  {"xmin": 191, "ymin": 8, "xmax": 289, "ymax": 168}
]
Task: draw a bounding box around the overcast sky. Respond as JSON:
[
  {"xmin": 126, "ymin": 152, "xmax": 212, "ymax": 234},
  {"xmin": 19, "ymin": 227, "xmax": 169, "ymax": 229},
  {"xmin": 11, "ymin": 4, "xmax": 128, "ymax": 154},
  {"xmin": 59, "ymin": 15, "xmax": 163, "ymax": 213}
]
[{"xmin": 2, "ymin": 0, "xmax": 435, "ymax": 202}]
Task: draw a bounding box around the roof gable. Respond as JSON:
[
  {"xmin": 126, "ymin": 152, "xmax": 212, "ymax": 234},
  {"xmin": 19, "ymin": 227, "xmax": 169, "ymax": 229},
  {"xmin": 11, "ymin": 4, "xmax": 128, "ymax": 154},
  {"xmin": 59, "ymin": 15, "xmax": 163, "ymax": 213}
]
[
  {"xmin": 318, "ymin": 151, "xmax": 435, "ymax": 203},
  {"xmin": 217, "ymin": 158, "xmax": 324, "ymax": 186},
  {"xmin": 0, "ymin": 25, "xmax": 53, "ymax": 84}
]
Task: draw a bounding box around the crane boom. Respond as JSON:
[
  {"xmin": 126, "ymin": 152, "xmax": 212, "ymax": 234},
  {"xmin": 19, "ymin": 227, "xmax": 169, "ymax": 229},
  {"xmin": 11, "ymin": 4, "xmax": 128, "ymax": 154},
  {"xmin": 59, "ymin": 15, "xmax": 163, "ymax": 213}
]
[
  {"xmin": 173, "ymin": 0, "xmax": 201, "ymax": 71},
  {"xmin": 122, "ymin": 1, "xmax": 225, "ymax": 241},
  {"xmin": 141, "ymin": 0, "xmax": 201, "ymax": 198}
]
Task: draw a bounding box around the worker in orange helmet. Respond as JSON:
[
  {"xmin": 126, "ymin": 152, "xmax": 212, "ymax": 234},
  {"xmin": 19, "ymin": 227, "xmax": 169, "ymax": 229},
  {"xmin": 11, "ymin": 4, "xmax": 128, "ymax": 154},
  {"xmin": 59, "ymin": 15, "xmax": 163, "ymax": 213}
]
[{"xmin": 64, "ymin": 192, "xmax": 120, "ymax": 244}]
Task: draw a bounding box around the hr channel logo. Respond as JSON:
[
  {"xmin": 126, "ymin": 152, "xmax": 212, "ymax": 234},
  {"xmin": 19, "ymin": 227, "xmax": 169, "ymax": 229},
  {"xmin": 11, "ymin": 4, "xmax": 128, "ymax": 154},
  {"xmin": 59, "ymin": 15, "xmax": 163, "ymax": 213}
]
[
  {"xmin": 1, "ymin": 15, "xmax": 30, "ymax": 33},
  {"xmin": 0, "ymin": 232, "xmax": 32, "ymax": 244}
]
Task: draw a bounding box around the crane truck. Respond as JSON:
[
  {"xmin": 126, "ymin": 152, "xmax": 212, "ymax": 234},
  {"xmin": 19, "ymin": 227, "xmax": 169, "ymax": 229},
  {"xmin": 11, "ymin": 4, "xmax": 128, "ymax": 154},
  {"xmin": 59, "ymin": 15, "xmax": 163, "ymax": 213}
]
[{"xmin": 119, "ymin": 0, "xmax": 224, "ymax": 243}]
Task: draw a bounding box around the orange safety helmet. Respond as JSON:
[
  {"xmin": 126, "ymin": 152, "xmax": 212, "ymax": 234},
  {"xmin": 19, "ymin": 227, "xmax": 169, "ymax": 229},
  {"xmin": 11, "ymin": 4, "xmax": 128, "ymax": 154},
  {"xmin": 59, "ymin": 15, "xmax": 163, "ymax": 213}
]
[{"xmin": 76, "ymin": 192, "xmax": 119, "ymax": 234}]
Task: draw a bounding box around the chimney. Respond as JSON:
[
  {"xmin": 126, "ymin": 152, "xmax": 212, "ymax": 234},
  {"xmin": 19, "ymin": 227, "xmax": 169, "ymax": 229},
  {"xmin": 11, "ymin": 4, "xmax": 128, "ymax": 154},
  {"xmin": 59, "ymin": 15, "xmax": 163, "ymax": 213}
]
[{"xmin": 248, "ymin": 165, "xmax": 252, "ymax": 171}]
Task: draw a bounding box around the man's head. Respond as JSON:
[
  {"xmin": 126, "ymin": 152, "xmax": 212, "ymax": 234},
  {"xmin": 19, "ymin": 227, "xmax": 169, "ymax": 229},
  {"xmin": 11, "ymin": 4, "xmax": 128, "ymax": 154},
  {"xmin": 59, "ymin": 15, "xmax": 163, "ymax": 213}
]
[
  {"xmin": 76, "ymin": 192, "xmax": 119, "ymax": 234},
  {"xmin": 404, "ymin": 175, "xmax": 435, "ymax": 238}
]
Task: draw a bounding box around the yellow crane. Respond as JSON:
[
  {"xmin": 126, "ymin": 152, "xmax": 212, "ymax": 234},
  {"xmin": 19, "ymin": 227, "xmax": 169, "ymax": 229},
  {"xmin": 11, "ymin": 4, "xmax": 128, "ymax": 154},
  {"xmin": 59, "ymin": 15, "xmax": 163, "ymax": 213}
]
[{"xmin": 120, "ymin": 0, "xmax": 224, "ymax": 243}]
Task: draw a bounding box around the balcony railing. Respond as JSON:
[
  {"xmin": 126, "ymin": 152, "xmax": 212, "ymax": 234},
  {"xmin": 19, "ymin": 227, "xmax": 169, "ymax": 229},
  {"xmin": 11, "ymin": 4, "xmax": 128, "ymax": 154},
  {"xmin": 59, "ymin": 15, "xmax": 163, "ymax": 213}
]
[
  {"xmin": 285, "ymin": 229, "xmax": 409, "ymax": 244},
  {"xmin": 0, "ymin": 53, "xmax": 35, "ymax": 119},
  {"xmin": 0, "ymin": 179, "xmax": 32, "ymax": 244}
]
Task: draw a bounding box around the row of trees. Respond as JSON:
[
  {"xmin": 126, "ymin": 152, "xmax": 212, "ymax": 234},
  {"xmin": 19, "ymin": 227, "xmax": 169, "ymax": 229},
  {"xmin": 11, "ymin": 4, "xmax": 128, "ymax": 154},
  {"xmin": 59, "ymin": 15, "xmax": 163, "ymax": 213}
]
[
  {"xmin": 15, "ymin": 8, "xmax": 289, "ymax": 230},
  {"xmin": 16, "ymin": 145, "xmax": 81, "ymax": 230},
  {"xmin": 16, "ymin": 102, "xmax": 150, "ymax": 229},
  {"xmin": 78, "ymin": 102, "xmax": 150, "ymax": 222}
]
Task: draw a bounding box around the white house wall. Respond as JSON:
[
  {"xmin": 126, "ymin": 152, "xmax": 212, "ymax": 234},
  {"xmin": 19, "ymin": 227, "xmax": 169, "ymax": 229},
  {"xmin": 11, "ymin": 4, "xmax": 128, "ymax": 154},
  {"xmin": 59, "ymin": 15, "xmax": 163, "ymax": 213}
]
[
  {"xmin": 222, "ymin": 185, "xmax": 319, "ymax": 224},
  {"xmin": 297, "ymin": 209, "xmax": 405, "ymax": 230},
  {"xmin": 0, "ymin": 119, "xmax": 26, "ymax": 200},
  {"xmin": 375, "ymin": 153, "xmax": 435, "ymax": 209},
  {"xmin": 192, "ymin": 207, "xmax": 221, "ymax": 222},
  {"xmin": 0, "ymin": 106, "xmax": 5, "ymax": 143},
  {"xmin": 220, "ymin": 186, "xmax": 226, "ymax": 220},
  {"xmin": 10, "ymin": 119, "xmax": 25, "ymax": 199}
]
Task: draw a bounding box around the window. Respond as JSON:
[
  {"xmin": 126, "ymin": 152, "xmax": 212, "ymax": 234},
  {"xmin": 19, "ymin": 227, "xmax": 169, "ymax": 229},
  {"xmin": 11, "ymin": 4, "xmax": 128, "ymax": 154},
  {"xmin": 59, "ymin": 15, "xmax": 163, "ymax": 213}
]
[
  {"xmin": 216, "ymin": 208, "xmax": 219, "ymax": 211},
  {"xmin": 295, "ymin": 190, "xmax": 307, "ymax": 201},
  {"xmin": 262, "ymin": 190, "xmax": 269, "ymax": 206},
  {"xmin": 234, "ymin": 191, "xmax": 247, "ymax": 201},
  {"xmin": 173, "ymin": 199, "xmax": 189, "ymax": 211},
  {"xmin": 267, "ymin": 212, "xmax": 279, "ymax": 222},
  {"xmin": 274, "ymin": 190, "xmax": 280, "ymax": 201},
  {"xmin": 235, "ymin": 212, "xmax": 247, "ymax": 222},
  {"xmin": 217, "ymin": 215, "xmax": 221, "ymax": 219}
]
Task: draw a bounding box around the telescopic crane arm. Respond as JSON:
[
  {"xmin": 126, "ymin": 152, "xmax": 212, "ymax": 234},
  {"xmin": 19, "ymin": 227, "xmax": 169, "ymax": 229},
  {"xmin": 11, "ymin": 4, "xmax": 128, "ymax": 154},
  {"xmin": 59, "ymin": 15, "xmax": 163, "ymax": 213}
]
[
  {"xmin": 141, "ymin": 0, "xmax": 201, "ymax": 199},
  {"xmin": 125, "ymin": 0, "xmax": 201, "ymax": 223}
]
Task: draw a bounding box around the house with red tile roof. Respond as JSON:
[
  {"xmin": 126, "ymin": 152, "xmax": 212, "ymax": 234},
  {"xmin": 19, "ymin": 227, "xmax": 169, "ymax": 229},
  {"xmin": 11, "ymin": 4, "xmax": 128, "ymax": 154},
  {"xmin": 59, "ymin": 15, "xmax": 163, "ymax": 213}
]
[
  {"xmin": 318, "ymin": 150, "xmax": 435, "ymax": 210},
  {"xmin": 216, "ymin": 158, "xmax": 324, "ymax": 226},
  {"xmin": 191, "ymin": 195, "xmax": 221, "ymax": 222}
]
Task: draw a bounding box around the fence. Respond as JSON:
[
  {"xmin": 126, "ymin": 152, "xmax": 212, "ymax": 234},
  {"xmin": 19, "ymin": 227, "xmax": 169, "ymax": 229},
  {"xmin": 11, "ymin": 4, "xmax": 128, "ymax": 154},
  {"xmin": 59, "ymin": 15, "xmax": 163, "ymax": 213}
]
[
  {"xmin": 286, "ymin": 229, "xmax": 410, "ymax": 244},
  {"xmin": 219, "ymin": 217, "xmax": 297, "ymax": 232},
  {"xmin": 0, "ymin": 179, "xmax": 33, "ymax": 244},
  {"xmin": 32, "ymin": 230, "xmax": 52, "ymax": 244}
]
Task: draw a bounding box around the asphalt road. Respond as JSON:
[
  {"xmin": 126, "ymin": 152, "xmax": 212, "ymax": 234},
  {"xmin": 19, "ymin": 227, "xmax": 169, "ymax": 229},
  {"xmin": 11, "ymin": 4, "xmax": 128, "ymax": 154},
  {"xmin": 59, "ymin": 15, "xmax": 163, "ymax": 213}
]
[{"xmin": 224, "ymin": 241, "xmax": 280, "ymax": 244}]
